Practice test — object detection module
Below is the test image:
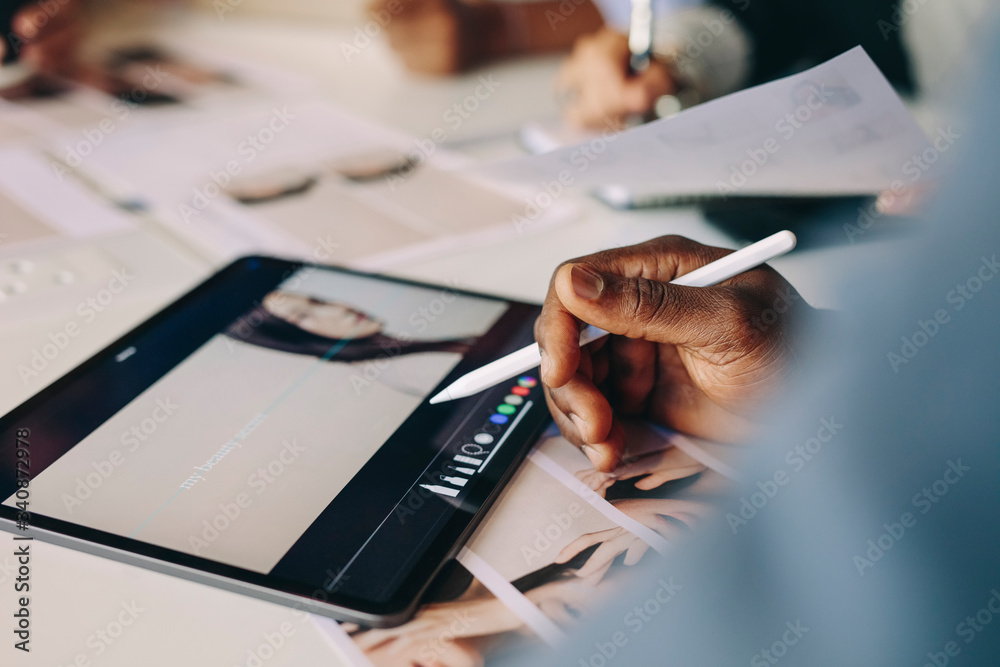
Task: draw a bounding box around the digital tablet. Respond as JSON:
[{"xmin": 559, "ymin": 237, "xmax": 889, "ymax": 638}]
[{"xmin": 0, "ymin": 257, "xmax": 550, "ymax": 626}]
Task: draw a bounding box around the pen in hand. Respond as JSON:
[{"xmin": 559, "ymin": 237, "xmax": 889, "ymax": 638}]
[
  {"xmin": 429, "ymin": 230, "xmax": 798, "ymax": 404},
  {"xmin": 627, "ymin": 0, "xmax": 654, "ymax": 75}
]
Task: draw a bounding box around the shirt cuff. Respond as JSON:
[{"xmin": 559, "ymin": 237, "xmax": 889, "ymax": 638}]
[{"xmin": 652, "ymin": 5, "xmax": 752, "ymax": 100}]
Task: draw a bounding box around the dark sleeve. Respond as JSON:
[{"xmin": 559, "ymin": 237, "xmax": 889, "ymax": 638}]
[{"xmin": 707, "ymin": 0, "xmax": 916, "ymax": 94}]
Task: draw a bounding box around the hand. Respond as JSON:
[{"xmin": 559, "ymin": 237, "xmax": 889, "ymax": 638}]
[
  {"xmin": 371, "ymin": 0, "xmax": 503, "ymax": 75},
  {"xmin": 525, "ymin": 575, "xmax": 610, "ymax": 627},
  {"xmin": 557, "ymin": 28, "xmax": 674, "ymax": 129},
  {"xmin": 353, "ymin": 596, "xmax": 518, "ymax": 665},
  {"xmin": 535, "ymin": 235, "xmax": 809, "ymax": 471},
  {"xmin": 2, "ymin": 1, "xmax": 82, "ymax": 73},
  {"xmin": 576, "ymin": 446, "xmax": 707, "ymax": 497},
  {"xmin": 555, "ymin": 497, "xmax": 709, "ymax": 578}
]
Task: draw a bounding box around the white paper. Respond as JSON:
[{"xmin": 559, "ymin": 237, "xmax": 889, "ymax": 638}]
[
  {"xmin": 81, "ymin": 102, "xmax": 578, "ymax": 268},
  {"xmin": 473, "ymin": 48, "xmax": 935, "ymax": 197}
]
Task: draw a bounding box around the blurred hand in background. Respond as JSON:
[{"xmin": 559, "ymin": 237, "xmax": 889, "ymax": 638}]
[
  {"xmin": 2, "ymin": 0, "xmax": 83, "ymax": 73},
  {"xmin": 557, "ymin": 27, "xmax": 674, "ymax": 129},
  {"xmin": 371, "ymin": 0, "xmax": 604, "ymax": 75}
]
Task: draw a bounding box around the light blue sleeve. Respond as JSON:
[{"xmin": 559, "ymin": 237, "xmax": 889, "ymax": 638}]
[{"xmin": 591, "ymin": 0, "xmax": 703, "ymax": 32}]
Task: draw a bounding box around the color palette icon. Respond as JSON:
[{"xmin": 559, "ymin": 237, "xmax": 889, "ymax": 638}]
[{"xmin": 517, "ymin": 376, "xmax": 538, "ymax": 388}]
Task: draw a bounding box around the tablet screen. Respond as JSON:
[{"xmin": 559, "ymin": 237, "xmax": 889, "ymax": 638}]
[{"xmin": 0, "ymin": 258, "xmax": 548, "ymax": 621}]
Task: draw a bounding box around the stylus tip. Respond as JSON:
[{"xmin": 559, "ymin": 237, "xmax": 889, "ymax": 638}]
[{"xmin": 429, "ymin": 389, "xmax": 451, "ymax": 405}]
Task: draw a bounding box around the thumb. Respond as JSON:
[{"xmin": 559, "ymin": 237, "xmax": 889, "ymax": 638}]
[{"xmin": 554, "ymin": 262, "xmax": 736, "ymax": 346}]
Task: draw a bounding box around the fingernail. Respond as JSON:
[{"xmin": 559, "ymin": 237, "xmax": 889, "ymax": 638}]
[
  {"xmin": 571, "ymin": 264, "xmax": 604, "ymax": 301},
  {"xmin": 539, "ymin": 348, "xmax": 551, "ymax": 383},
  {"xmin": 570, "ymin": 413, "xmax": 589, "ymax": 438}
]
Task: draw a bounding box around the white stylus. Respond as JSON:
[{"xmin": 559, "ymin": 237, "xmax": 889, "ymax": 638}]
[{"xmin": 429, "ymin": 230, "xmax": 797, "ymax": 405}]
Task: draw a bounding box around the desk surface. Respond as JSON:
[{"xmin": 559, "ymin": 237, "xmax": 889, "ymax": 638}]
[{"xmin": 0, "ymin": 11, "xmax": 908, "ymax": 666}]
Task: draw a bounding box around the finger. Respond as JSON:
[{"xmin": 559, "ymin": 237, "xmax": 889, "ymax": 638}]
[
  {"xmin": 578, "ymin": 417, "xmax": 626, "ymax": 472},
  {"xmin": 621, "ymin": 63, "xmax": 674, "ymax": 115},
  {"xmin": 635, "ymin": 464, "xmax": 706, "ymax": 489},
  {"xmin": 538, "ymin": 598, "xmax": 574, "ymax": 627},
  {"xmin": 543, "ymin": 386, "xmax": 587, "ymax": 448},
  {"xmin": 615, "ymin": 447, "xmax": 704, "ymax": 481},
  {"xmin": 575, "ymin": 533, "xmax": 634, "ymax": 578},
  {"xmin": 555, "ymin": 56, "xmax": 583, "ymax": 107},
  {"xmin": 20, "ymin": 27, "xmax": 80, "ymax": 72},
  {"xmin": 623, "ymin": 539, "xmax": 651, "ymax": 566},
  {"xmin": 547, "ymin": 379, "xmax": 624, "ymax": 470},
  {"xmin": 555, "ymin": 528, "xmax": 620, "ymax": 564},
  {"xmin": 579, "ymin": 558, "xmax": 615, "ymax": 586},
  {"xmin": 576, "ymin": 345, "xmax": 594, "ymax": 381},
  {"xmin": 553, "ymin": 260, "xmax": 749, "ymax": 348},
  {"xmin": 576, "ymin": 468, "xmax": 614, "ymax": 491},
  {"xmin": 535, "ymin": 280, "xmax": 582, "ymax": 388},
  {"xmin": 536, "ymin": 235, "xmax": 723, "ymax": 388},
  {"xmin": 608, "ymin": 336, "xmax": 655, "ymax": 417},
  {"xmin": 566, "ymin": 234, "xmax": 735, "ymax": 285},
  {"xmin": 646, "ymin": 499, "xmax": 710, "ymax": 527},
  {"xmin": 14, "ymin": 4, "xmax": 78, "ymax": 41},
  {"xmin": 545, "ymin": 373, "xmax": 613, "ymax": 448},
  {"xmin": 575, "ymin": 73, "xmax": 631, "ymax": 130},
  {"xmin": 354, "ymin": 628, "xmax": 398, "ymax": 651},
  {"xmin": 590, "ymin": 340, "xmax": 610, "ymax": 387},
  {"xmin": 546, "ymin": 395, "xmax": 625, "ymax": 474}
]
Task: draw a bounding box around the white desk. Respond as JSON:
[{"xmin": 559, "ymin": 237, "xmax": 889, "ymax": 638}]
[{"xmin": 0, "ymin": 11, "xmax": 907, "ymax": 666}]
